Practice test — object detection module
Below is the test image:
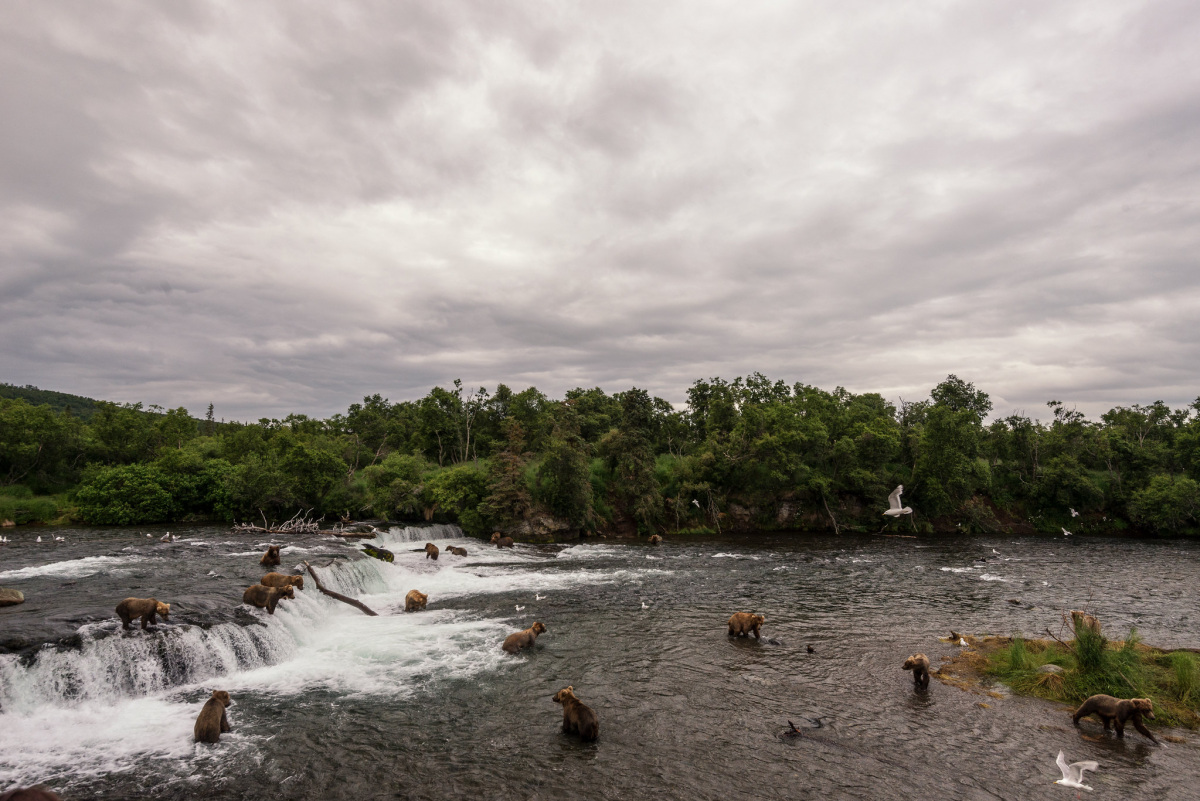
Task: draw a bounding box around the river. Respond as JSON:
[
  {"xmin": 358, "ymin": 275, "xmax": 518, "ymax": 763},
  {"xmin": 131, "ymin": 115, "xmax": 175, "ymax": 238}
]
[{"xmin": 0, "ymin": 525, "xmax": 1197, "ymax": 799}]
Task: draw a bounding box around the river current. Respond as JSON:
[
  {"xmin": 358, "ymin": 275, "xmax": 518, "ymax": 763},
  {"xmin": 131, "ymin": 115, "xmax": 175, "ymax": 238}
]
[{"xmin": 0, "ymin": 525, "xmax": 1197, "ymax": 800}]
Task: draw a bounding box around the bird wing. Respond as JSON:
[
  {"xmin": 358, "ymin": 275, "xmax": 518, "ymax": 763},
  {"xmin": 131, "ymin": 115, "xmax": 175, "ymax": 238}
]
[
  {"xmin": 1071, "ymin": 761, "xmax": 1099, "ymax": 779},
  {"xmin": 887, "ymin": 485, "xmax": 903, "ymax": 510},
  {"xmin": 1056, "ymin": 751, "xmax": 1070, "ymax": 780}
]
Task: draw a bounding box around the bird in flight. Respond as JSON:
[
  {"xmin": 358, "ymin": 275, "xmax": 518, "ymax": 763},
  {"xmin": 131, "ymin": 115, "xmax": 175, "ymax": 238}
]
[{"xmin": 883, "ymin": 485, "xmax": 913, "ymax": 517}]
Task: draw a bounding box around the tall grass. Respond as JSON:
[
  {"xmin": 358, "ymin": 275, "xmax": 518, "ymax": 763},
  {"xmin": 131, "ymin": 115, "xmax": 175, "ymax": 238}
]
[
  {"xmin": 1168, "ymin": 652, "xmax": 1198, "ymax": 705},
  {"xmin": 0, "ymin": 493, "xmax": 62, "ymax": 524},
  {"xmin": 1073, "ymin": 620, "xmax": 1107, "ymax": 673}
]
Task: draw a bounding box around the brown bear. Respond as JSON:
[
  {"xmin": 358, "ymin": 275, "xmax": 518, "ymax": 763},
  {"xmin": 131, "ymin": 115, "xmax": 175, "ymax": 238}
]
[
  {"xmin": 902, "ymin": 653, "xmax": 931, "ymax": 689},
  {"xmin": 490, "ymin": 532, "xmax": 515, "ymax": 548},
  {"xmin": 405, "ymin": 589, "xmax": 428, "ymax": 612},
  {"xmin": 193, "ymin": 689, "xmax": 233, "ymax": 743},
  {"xmin": 425, "ymin": 542, "xmax": 439, "ymax": 560},
  {"xmin": 727, "ymin": 612, "xmax": 765, "ymax": 639},
  {"xmin": 446, "ymin": 546, "xmax": 468, "ymax": 557},
  {"xmin": 553, "ymin": 685, "xmax": 599, "ymax": 741},
  {"xmin": 648, "ymin": 534, "xmax": 662, "ymax": 544},
  {"xmin": 1073, "ymin": 694, "xmax": 1158, "ymax": 743},
  {"xmin": 115, "ymin": 597, "xmax": 170, "ymax": 630},
  {"xmin": 1069, "ymin": 610, "xmax": 1101, "ymax": 637},
  {"xmin": 242, "ymin": 584, "xmax": 294, "ymax": 614},
  {"xmin": 502, "ymin": 621, "xmax": 546, "ymax": 654},
  {"xmin": 260, "ymin": 572, "xmax": 304, "ymax": 590},
  {"xmin": 0, "ymin": 788, "xmax": 64, "ymax": 801},
  {"xmin": 260, "ymin": 545, "xmax": 281, "ymax": 567}
]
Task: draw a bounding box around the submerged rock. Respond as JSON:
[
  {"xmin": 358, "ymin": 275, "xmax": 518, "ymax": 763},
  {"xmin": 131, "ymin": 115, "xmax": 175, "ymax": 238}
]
[
  {"xmin": 0, "ymin": 588, "xmax": 25, "ymax": 607},
  {"xmin": 360, "ymin": 545, "xmax": 394, "ymax": 563}
]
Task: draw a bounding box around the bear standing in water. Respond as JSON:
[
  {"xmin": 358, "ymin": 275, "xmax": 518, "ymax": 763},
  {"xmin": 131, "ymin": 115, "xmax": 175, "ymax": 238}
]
[
  {"xmin": 902, "ymin": 654, "xmax": 930, "ymax": 690},
  {"xmin": 260, "ymin": 545, "xmax": 281, "ymax": 567},
  {"xmin": 260, "ymin": 572, "xmax": 304, "ymax": 590},
  {"xmin": 446, "ymin": 546, "xmax": 468, "ymax": 556},
  {"xmin": 194, "ymin": 690, "xmax": 233, "ymax": 743},
  {"xmin": 553, "ymin": 686, "xmax": 599, "ymax": 741},
  {"xmin": 502, "ymin": 621, "xmax": 546, "ymax": 653},
  {"xmin": 727, "ymin": 612, "xmax": 765, "ymax": 639},
  {"xmin": 1073, "ymin": 695, "xmax": 1158, "ymax": 743},
  {"xmin": 242, "ymin": 584, "xmax": 294, "ymax": 614},
  {"xmin": 405, "ymin": 589, "xmax": 428, "ymax": 612},
  {"xmin": 425, "ymin": 542, "xmax": 439, "ymax": 560},
  {"xmin": 490, "ymin": 533, "xmax": 515, "ymax": 548},
  {"xmin": 115, "ymin": 597, "xmax": 170, "ymax": 630}
]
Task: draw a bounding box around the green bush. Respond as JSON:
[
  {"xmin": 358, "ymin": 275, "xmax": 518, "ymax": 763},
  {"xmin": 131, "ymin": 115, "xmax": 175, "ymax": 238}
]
[
  {"xmin": 76, "ymin": 463, "xmax": 174, "ymax": 525},
  {"xmin": 0, "ymin": 494, "xmax": 61, "ymax": 524}
]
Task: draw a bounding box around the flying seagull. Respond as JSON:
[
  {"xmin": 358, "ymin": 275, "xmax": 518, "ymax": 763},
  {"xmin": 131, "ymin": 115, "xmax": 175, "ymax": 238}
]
[
  {"xmin": 1070, "ymin": 508, "xmax": 1080, "ymax": 518},
  {"xmin": 1062, "ymin": 528, "xmax": 1072, "ymax": 536},
  {"xmin": 515, "ymin": 605, "xmax": 524, "ymax": 611},
  {"xmin": 1054, "ymin": 750, "xmax": 1098, "ymax": 792},
  {"xmin": 883, "ymin": 485, "xmax": 913, "ymax": 517},
  {"xmin": 691, "ymin": 499, "xmax": 700, "ymax": 508}
]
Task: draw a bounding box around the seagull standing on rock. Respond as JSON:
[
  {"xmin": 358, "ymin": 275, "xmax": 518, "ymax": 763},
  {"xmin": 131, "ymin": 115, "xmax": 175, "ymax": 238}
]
[
  {"xmin": 1054, "ymin": 750, "xmax": 1098, "ymax": 792},
  {"xmin": 883, "ymin": 485, "xmax": 913, "ymax": 517}
]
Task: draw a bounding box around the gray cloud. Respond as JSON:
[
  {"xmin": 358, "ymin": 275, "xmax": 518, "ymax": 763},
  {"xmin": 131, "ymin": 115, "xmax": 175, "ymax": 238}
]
[{"xmin": 2, "ymin": 0, "xmax": 1199, "ymax": 422}]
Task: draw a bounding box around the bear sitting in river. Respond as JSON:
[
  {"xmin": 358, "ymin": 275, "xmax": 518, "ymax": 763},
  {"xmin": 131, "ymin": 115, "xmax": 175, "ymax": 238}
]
[
  {"xmin": 242, "ymin": 584, "xmax": 294, "ymax": 614},
  {"xmin": 259, "ymin": 545, "xmax": 281, "ymax": 567},
  {"xmin": 260, "ymin": 572, "xmax": 304, "ymax": 590},
  {"xmin": 727, "ymin": 612, "xmax": 765, "ymax": 639},
  {"xmin": 405, "ymin": 589, "xmax": 428, "ymax": 612},
  {"xmin": 902, "ymin": 653, "xmax": 930, "ymax": 690},
  {"xmin": 193, "ymin": 690, "xmax": 233, "ymax": 743},
  {"xmin": 115, "ymin": 597, "xmax": 170, "ymax": 630},
  {"xmin": 553, "ymin": 685, "xmax": 599, "ymax": 741},
  {"xmin": 1073, "ymin": 694, "xmax": 1158, "ymax": 743},
  {"xmin": 502, "ymin": 621, "xmax": 546, "ymax": 653},
  {"xmin": 446, "ymin": 546, "xmax": 468, "ymax": 556}
]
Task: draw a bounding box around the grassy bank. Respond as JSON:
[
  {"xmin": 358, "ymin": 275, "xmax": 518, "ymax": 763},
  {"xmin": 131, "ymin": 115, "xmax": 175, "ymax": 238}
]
[
  {"xmin": 0, "ymin": 489, "xmax": 74, "ymax": 525},
  {"xmin": 942, "ymin": 625, "xmax": 1200, "ymax": 730}
]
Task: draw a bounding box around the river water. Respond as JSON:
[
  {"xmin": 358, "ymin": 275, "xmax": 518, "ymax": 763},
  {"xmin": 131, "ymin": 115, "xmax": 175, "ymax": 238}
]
[{"xmin": 0, "ymin": 525, "xmax": 1197, "ymax": 800}]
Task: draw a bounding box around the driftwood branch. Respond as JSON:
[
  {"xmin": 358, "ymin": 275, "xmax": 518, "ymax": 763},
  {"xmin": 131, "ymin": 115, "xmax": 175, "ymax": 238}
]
[
  {"xmin": 303, "ymin": 560, "xmax": 378, "ymax": 616},
  {"xmin": 822, "ymin": 494, "xmax": 840, "ymax": 536}
]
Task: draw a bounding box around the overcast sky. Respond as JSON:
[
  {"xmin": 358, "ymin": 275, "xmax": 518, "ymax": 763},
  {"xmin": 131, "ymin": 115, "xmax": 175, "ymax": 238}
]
[{"xmin": 2, "ymin": 1, "xmax": 1198, "ymax": 422}]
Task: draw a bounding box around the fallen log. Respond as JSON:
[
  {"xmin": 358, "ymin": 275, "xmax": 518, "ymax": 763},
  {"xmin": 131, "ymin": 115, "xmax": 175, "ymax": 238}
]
[
  {"xmin": 361, "ymin": 544, "xmax": 394, "ymax": 562},
  {"xmin": 303, "ymin": 561, "xmax": 378, "ymax": 616}
]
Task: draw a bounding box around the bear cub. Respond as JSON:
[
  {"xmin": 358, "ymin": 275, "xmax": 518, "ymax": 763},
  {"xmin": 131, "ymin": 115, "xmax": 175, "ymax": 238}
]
[
  {"xmin": 116, "ymin": 597, "xmax": 170, "ymax": 630},
  {"xmin": 553, "ymin": 685, "xmax": 599, "ymax": 741},
  {"xmin": 405, "ymin": 589, "xmax": 428, "ymax": 612},
  {"xmin": 502, "ymin": 621, "xmax": 546, "ymax": 653},
  {"xmin": 260, "ymin": 572, "xmax": 304, "ymax": 590},
  {"xmin": 242, "ymin": 584, "xmax": 294, "ymax": 614},
  {"xmin": 902, "ymin": 653, "xmax": 931, "ymax": 689},
  {"xmin": 259, "ymin": 545, "xmax": 281, "ymax": 567},
  {"xmin": 1073, "ymin": 694, "xmax": 1158, "ymax": 743},
  {"xmin": 194, "ymin": 690, "xmax": 233, "ymax": 743},
  {"xmin": 727, "ymin": 612, "xmax": 765, "ymax": 639}
]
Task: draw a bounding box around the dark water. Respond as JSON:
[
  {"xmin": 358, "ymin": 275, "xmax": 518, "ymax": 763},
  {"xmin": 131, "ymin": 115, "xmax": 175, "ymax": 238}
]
[{"xmin": 1, "ymin": 526, "xmax": 1197, "ymax": 800}]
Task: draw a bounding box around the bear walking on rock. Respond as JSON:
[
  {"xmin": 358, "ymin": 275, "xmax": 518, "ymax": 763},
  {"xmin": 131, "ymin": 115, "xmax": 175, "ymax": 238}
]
[
  {"xmin": 260, "ymin": 572, "xmax": 304, "ymax": 590},
  {"xmin": 405, "ymin": 589, "xmax": 428, "ymax": 612},
  {"xmin": 902, "ymin": 653, "xmax": 931, "ymax": 690},
  {"xmin": 553, "ymin": 685, "xmax": 599, "ymax": 741},
  {"xmin": 1073, "ymin": 694, "xmax": 1158, "ymax": 743},
  {"xmin": 115, "ymin": 597, "xmax": 170, "ymax": 630},
  {"xmin": 194, "ymin": 690, "xmax": 233, "ymax": 743},
  {"xmin": 260, "ymin": 545, "xmax": 281, "ymax": 567},
  {"xmin": 502, "ymin": 621, "xmax": 546, "ymax": 653},
  {"xmin": 727, "ymin": 612, "xmax": 765, "ymax": 639},
  {"xmin": 242, "ymin": 584, "xmax": 294, "ymax": 614}
]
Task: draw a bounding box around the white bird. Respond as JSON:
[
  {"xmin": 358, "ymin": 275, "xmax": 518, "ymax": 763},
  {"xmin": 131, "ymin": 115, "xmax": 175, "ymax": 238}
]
[
  {"xmin": 883, "ymin": 485, "xmax": 913, "ymax": 517},
  {"xmin": 641, "ymin": 601, "xmax": 649, "ymax": 609},
  {"xmin": 515, "ymin": 605, "xmax": 524, "ymax": 611},
  {"xmin": 1070, "ymin": 508, "xmax": 1080, "ymax": 518},
  {"xmin": 160, "ymin": 532, "xmax": 173, "ymax": 542},
  {"xmin": 1054, "ymin": 750, "xmax": 1098, "ymax": 792},
  {"xmin": 957, "ymin": 638, "xmax": 968, "ymax": 646},
  {"xmin": 146, "ymin": 533, "xmax": 152, "ymax": 538},
  {"xmin": 992, "ymin": 549, "xmax": 1000, "ymax": 555},
  {"xmin": 1062, "ymin": 528, "xmax": 1072, "ymax": 536},
  {"xmin": 54, "ymin": 535, "xmax": 65, "ymax": 542},
  {"xmin": 691, "ymin": 499, "xmax": 700, "ymax": 508},
  {"xmin": 535, "ymin": 593, "xmax": 544, "ymax": 601},
  {"xmin": 36, "ymin": 535, "xmax": 42, "ymax": 542}
]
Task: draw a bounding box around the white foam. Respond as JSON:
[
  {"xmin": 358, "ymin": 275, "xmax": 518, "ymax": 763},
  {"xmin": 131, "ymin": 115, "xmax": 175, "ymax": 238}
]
[
  {"xmin": 711, "ymin": 552, "xmax": 760, "ymax": 560},
  {"xmin": 979, "ymin": 573, "xmax": 1015, "ymax": 583},
  {"xmin": 939, "ymin": 566, "xmax": 977, "ymax": 574},
  {"xmin": 0, "ymin": 555, "xmax": 145, "ymax": 581}
]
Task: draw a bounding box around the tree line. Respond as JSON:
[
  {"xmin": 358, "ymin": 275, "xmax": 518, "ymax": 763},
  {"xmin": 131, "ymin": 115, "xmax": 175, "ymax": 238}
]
[{"xmin": 1, "ymin": 375, "xmax": 1198, "ymax": 536}]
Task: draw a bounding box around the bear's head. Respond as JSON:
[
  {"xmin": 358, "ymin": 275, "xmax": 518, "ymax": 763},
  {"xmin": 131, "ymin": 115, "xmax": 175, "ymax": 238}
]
[
  {"xmin": 425, "ymin": 543, "xmax": 437, "ymax": 552},
  {"xmin": 211, "ymin": 690, "xmax": 233, "ymax": 708},
  {"xmin": 290, "ymin": 576, "xmax": 304, "ymax": 589},
  {"xmin": 490, "ymin": 533, "xmax": 503, "ymax": 543},
  {"xmin": 553, "ymin": 686, "xmax": 575, "ymax": 704},
  {"xmin": 753, "ymin": 614, "xmax": 765, "ymax": 625},
  {"xmin": 156, "ymin": 602, "xmax": 170, "ymax": 619},
  {"xmin": 267, "ymin": 545, "xmax": 280, "ymax": 556},
  {"xmin": 531, "ymin": 622, "xmax": 547, "ymax": 635},
  {"xmin": 276, "ymin": 586, "xmax": 295, "ymax": 600},
  {"xmin": 902, "ymin": 653, "xmax": 927, "ymax": 671},
  {"xmin": 1132, "ymin": 698, "xmax": 1154, "ymax": 718}
]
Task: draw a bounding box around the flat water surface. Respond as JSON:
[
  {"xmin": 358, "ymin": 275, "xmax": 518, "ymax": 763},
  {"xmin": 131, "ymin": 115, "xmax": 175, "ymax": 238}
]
[{"xmin": 1, "ymin": 526, "xmax": 1197, "ymax": 799}]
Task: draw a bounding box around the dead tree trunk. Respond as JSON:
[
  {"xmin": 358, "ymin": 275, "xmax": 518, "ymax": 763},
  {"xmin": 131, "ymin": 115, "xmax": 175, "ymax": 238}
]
[{"xmin": 303, "ymin": 561, "xmax": 378, "ymax": 616}]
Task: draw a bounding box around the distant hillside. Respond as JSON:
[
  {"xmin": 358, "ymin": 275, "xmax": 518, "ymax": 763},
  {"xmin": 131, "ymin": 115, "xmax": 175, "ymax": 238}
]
[{"xmin": 0, "ymin": 383, "xmax": 106, "ymax": 420}]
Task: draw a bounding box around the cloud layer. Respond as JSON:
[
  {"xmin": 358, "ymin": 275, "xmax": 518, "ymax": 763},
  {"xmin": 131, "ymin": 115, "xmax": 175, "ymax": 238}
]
[{"xmin": 2, "ymin": 0, "xmax": 1199, "ymax": 421}]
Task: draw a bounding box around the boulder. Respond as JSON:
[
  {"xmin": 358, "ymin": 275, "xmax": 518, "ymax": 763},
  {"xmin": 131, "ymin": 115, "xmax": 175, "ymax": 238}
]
[
  {"xmin": 360, "ymin": 544, "xmax": 394, "ymax": 563},
  {"xmin": 506, "ymin": 514, "xmax": 573, "ymax": 543},
  {"xmin": 1037, "ymin": 664, "xmax": 1065, "ymax": 675},
  {"xmin": 0, "ymin": 588, "xmax": 25, "ymax": 607}
]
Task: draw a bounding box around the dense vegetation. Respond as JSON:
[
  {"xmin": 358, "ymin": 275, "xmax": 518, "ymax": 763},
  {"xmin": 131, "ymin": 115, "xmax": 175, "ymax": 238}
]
[{"xmin": 1, "ymin": 374, "xmax": 1199, "ymax": 537}]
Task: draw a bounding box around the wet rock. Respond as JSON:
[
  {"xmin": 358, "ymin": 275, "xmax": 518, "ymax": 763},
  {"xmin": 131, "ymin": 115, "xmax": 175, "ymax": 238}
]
[
  {"xmin": 360, "ymin": 544, "xmax": 395, "ymax": 563},
  {"xmin": 0, "ymin": 588, "xmax": 25, "ymax": 607},
  {"xmin": 506, "ymin": 514, "xmax": 573, "ymax": 543},
  {"xmin": 765, "ymin": 637, "xmax": 786, "ymax": 646},
  {"xmin": 1037, "ymin": 664, "xmax": 1065, "ymax": 675}
]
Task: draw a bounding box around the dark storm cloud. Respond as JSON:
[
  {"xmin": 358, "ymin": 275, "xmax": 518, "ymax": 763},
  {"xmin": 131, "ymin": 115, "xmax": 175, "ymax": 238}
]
[{"xmin": 2, "ymin": 0, "xmax": 1199, "ymax": 421}]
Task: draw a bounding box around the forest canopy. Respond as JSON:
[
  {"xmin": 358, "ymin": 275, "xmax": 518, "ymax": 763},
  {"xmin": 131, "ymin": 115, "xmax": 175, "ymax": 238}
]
[{"xmin": 2, "ymin": 375, "xmax": 1198, "ymax": 537}]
